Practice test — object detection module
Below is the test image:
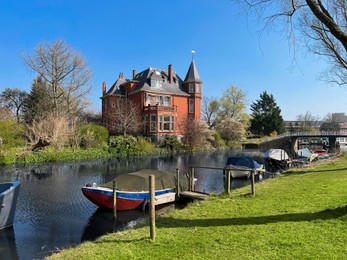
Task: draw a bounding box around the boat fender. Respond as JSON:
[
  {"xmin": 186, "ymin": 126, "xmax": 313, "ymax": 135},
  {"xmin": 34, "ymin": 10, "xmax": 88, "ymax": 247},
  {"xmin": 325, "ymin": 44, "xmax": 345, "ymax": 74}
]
[
  {"xmin": 140, "ymin": 199, "xmax": 148, "ymax": 211},
  {"xmin": 85, "ymin": 183, "xmax": 97, "ymax": 187}
]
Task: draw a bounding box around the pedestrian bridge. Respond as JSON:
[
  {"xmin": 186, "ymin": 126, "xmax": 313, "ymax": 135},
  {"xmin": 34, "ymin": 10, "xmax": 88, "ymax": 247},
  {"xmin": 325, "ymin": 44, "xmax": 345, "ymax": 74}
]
[{"xmin": 258, "ymin": 130, "xmax": 347, "ymax": 155}]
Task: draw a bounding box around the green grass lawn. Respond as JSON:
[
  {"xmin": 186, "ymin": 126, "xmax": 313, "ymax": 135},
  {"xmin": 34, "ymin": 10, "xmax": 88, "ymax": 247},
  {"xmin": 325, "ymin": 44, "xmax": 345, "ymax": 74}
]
[{"xmin": 48, "ymin": 154, "xmax": 347, "ymax": 260}]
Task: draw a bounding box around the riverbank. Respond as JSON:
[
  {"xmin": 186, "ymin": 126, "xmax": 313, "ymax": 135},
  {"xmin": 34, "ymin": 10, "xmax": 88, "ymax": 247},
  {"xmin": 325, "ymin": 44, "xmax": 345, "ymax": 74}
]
[{"xmin": 47, "ymin": 153, "xmax": 347, "ymax": 259}]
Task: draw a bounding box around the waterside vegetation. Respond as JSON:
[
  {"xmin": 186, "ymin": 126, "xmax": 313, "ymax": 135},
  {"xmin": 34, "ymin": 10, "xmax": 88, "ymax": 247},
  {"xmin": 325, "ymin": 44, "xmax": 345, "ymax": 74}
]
[{"xmin": 48, "ymin": 153, "xmax": 347, "ymax": 259}]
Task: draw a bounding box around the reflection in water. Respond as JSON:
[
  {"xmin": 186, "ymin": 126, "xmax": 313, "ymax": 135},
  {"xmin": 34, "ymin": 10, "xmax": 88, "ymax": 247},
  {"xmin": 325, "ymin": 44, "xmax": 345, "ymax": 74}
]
[
  {"xmin": 0, "ymin": 149, "xmax": 269, "ymax": 259},
  {"xmin": 81, "ymin": 209, "xmax": 146, "ymax": 242},
  {"xmin": 0, "ymin": 226, "xmax": 19, "ymax": 260}
]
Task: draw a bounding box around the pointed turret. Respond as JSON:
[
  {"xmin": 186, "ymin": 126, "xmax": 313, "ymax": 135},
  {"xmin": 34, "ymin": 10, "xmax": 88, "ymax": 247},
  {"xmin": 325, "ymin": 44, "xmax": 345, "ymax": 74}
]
[
  {"xmin": 184, "ymin": 60, "xmax": 202, "ymax": 83},
  {"xmin": 183, "ymin": 54, "xmax": 202, "ymax": 121}
]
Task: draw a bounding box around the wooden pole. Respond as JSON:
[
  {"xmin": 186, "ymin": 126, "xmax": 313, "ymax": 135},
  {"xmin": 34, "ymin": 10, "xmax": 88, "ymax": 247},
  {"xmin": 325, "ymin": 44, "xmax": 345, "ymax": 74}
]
[
  {"xmin": 149, "ymin": 175, "xmax": 156, "ymax": 241},
  {"xmin": 176, "ymin": 168, "xmax": 180, "ymax": 199},
  {"xmin": 226, "ymin": 170, "xmax": 231, "ymax": 194},
  {"xmin": 113, "ymin": 180, "xmax": 117, "ymax": 219},
  {"xmin": 251, "ymin": 170, "xmax": 256, "ymax": 196},
  {"xmin": 190, "ymin": 167, "xmax": 195, "ymax": 191}
]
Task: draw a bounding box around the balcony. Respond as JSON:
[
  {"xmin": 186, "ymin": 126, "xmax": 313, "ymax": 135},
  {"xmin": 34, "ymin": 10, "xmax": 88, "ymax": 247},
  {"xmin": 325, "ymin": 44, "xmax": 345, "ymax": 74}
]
[{"xmin": 143, "ymin": 104, "xmax": 177, "ymax": 112}]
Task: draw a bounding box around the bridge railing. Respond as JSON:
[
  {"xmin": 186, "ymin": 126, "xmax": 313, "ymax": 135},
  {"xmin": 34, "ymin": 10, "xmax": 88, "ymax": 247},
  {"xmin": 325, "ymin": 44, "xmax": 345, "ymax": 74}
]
[{"xmin": 259, "ymin": 130, "xmax": 347, "ymax": 144}]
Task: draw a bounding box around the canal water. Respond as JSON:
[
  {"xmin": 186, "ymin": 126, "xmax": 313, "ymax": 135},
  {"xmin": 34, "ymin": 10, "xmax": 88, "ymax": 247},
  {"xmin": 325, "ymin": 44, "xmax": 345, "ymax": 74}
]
[{"xmin": 0, "ymin": 149, "xmax": 269, "ymax": 260}]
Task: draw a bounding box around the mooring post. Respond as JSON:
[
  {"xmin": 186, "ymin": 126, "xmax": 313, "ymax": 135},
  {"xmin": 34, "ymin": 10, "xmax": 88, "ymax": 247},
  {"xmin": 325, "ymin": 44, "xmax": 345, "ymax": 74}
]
[
  {"xmin": 251, "ymin": 170, "xmax": 256, "ymax": 196},
  {"xmin": 176, "ymin": 168, "xmax": 180, "ymax": 199},
  {"xmin": 190, "ymin": 167, "xmax": 195, "ymax": 191},
  {"xmin": 226, "ymin": 170, "xmax": 231, "ymax": 194},
  {"xmin": 113, "ymin": 180, "xmax": 117, "ymax": 219},
  {"xmin": 149, "ymin": 175, "xmax": 156, "ymax": 241}
]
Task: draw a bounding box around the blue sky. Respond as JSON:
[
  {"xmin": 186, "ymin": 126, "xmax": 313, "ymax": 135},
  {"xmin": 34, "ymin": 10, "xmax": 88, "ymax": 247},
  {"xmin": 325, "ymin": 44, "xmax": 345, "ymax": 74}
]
[{"xmin": 0, "ymin": 0, "xmax": 346, "ymax": 120}]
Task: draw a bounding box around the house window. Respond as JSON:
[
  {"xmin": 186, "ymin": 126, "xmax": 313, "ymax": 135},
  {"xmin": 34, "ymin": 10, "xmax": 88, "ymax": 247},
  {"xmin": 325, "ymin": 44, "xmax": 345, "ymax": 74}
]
[
  {"xmin": 196, "ymin": 84, "xmax": 201, "ymax": 93},
  {"xmin": 189, "ymin": 99, "xmax": 194, "ymax": 113},
  {"xmin": 146, "ymin": 95, "xmax": 152, "ymax": 106},
  {"xmin": 112, "ymin": 102, "xmax": 116, "ymax": 108},
  {"xmin": 150, "ymin": 114, "xmax": 157, "ymax": 132},
  {"xmin": 164, "ymin": 96, "xmax": 170, "ymax": 106},
  {"xmin": 163, "ymin": 115, "xmax": 170, "ymax": 131},
  {"xmin": 159, "ymin": 115, "xmax": 163, "ymax": 131},
  {"xmin": 171, "ymin": 116, "xmax": 175, "ymax": 132},
  {"xmin": 155, "ymin": 96, "xmax": 163, "ymax": 105},
  {"xmin": 144, "ymin": 114, "xmax": 148, "ymax": 133},
  {"xmin": 189, "ymin": 83, "xmax": 194, "ymax": 93}
]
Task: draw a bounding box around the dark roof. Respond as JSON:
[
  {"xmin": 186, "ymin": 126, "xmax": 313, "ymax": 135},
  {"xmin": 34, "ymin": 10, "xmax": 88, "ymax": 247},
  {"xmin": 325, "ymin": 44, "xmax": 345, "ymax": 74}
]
[
  {"xmin": 104, "ymin": 67, "xmax": 190, "ymax": 97},
  {"xmin": 184, "ymin": 60, "xmax": 202, "ymax": 83}
]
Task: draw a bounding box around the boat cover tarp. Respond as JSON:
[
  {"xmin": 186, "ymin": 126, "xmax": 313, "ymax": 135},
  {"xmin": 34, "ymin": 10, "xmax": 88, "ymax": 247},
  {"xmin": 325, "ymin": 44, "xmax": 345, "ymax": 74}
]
[
  {"xmin": 226, "ymin": 156, "xmax": 263, "ymax": 169},
  {"xmin": 296, "ymin": 148, "xmax": 318, "ymax": 161},
  {"xmin": 101, "ymin": 169, "xmax": 187, "ymax": 191},
  {"xmin": 264, "ymin": 149, "xmax": 290, "ymax": 161}
]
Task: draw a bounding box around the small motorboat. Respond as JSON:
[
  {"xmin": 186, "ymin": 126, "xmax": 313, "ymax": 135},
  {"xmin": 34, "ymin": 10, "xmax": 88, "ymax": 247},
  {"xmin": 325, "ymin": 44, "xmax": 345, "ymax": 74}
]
[
  {"xmin": 225, "ymin": 156, "xmax": 265, "ymax": 178},
  {"xmin": 264, "ymin": 149, "xmax": 292, "ymax": 171},
  {"xmin": 296, "ymin": 148, "xmax": 319, "ymax": 162},
  {"xmin": 0, "ymin": 180, "xmax": 21, "ymax": 230},
  {"xmin": 82, "ymin": 169, "xmax": 179, "ymax": 211}
]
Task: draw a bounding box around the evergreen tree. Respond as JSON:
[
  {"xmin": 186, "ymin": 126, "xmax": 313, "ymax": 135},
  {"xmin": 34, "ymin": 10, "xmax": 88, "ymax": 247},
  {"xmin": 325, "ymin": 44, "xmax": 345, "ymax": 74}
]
[
  {"xmin": 249, "ymin": 91, "xmax": 285, "ymax": 136},
  {"xmin": 23, "ymin": 77, "xmax": 53, "ymax": 124}
]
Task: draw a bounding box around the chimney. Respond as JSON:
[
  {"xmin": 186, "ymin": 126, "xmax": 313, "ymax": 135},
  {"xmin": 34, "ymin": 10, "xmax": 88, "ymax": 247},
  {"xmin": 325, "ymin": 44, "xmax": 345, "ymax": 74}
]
[
  {"xmin": 119, "ymin": 72, "xmax": 124, "ymax": 80},
  {"xmin": 132, "ymin": 69, "xmax": 136, "ymax": 79},
  {"xmin": 168, "ymin": 64, "xmax": 173, "ymax": 84},
  {"xmin": 102, "ymin": 81, "xmax": 106, "ymax": 94}
]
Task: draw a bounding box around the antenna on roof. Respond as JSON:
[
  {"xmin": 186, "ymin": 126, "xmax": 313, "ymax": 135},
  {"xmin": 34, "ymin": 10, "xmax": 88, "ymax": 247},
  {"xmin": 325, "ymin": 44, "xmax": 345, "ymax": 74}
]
[{"xmin": 191, "ymin": 49, "xmax": 196, "ymax": 61}]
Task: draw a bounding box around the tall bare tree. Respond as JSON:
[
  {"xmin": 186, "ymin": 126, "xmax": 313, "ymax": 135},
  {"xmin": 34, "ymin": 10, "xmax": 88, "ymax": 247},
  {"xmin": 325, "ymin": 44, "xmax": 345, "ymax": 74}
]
[
  {"xmin": 233, "ymin": 0, "xmax": 347, "ymax": 85},
  {"xmin": 0, "ymin": 88, "xmax": 28, "ymax": 123},
  {"xmin": 107, "ymin": 98, "xmax": 143, "ymax": 136},
  {"xmin": 21, "ymin": 39, "xmax": 93, "ymax": 117}
]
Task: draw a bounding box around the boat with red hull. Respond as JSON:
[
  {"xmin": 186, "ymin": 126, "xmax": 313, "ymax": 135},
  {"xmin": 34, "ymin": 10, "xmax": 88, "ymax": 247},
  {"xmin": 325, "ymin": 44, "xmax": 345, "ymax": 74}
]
[
  {"xmin": 81, "ymin": 169, "xmax": 177, "ymax": 211},
  {"xmin": 82, "ymin": 186, "xmax": 175, "ymax": 211}
]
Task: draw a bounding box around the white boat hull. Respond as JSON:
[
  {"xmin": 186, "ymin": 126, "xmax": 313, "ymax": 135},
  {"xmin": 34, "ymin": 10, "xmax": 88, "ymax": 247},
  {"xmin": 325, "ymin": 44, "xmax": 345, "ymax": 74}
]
[{"xmin": 0, "ymin": 181, "xmax": 21, "ymax": 230}]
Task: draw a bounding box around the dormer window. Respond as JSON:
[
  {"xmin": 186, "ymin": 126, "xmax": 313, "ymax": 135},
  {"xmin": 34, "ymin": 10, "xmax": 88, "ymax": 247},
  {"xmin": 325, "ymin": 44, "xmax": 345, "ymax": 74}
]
[
  {"xmin": 151, "ymin": 79, "xmax": 162, "ymax": 88},
  {"xmin": 189, "ymin": 83, "xmax": 194, "ymax": 93}
]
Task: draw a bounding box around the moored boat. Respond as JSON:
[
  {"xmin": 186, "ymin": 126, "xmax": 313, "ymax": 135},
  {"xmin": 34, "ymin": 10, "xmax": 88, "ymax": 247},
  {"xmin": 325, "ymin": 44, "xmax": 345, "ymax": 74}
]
[
  {"xmin": 0, "ymin": 180, "xmax": 21, "ymax": 230},
  {"xmin": 296, "ymin": 148, "xmax": 319, "ymax": 162},
  {"xmin": 264, "ymin": 149, "xmax": 292, "ymax": 171},
  {"xmin": 225, "ymin": 156, "xmax": 265, "ymax": 178},
  {"xmin": 82, "ymin": 169, "xmax": 178, "ymax": 211}
]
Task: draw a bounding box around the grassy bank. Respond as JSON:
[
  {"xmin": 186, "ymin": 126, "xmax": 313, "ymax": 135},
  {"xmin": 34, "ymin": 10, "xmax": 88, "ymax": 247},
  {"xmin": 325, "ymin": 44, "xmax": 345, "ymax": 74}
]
[{"xmin": 48, "ymin": 154, "xmax": 347, "ymax": 259}]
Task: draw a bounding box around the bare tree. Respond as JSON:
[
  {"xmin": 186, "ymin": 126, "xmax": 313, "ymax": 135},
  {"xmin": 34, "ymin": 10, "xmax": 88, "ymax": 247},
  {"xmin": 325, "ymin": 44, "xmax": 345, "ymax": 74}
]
[
  {"xmin": 320, "ymin": 112, "xmax": 342, "ymax": 131},
  {"xmin": 0, "ymin": 88, "xmax": 28, "ymax": 123},
  {"xmin": 21, "ymin": 39, "xmax": 93, "ymax": 117},
  {"xmin": 296, "ymin": 110, "xmax": 320, "ymax": 131},
  {"xmin": 183, "ymin": 119, "xmax": 214, "ymax": 150},
  {"xmin": 26, "ymin": 114, "xmax": 72, "ymax": 151},
  {"xmin": 233, "ymin": 0, "xmax": 347, "ymax": 86},
  {"xmin": 107, "ymin": 98, "xmax": 143, "ymax": 136}
]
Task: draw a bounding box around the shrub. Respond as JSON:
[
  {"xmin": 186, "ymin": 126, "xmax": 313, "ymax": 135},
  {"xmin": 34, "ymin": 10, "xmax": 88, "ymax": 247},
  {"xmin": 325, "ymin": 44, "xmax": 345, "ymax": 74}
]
[
  {"xmin": 79, "ymin": 124, "xmax": 108, "ymax": 148},
  {"xmin": 0, "ymin": 119, "xmax": 26, "ymax": 149},
  {"xmin": 159, "ymin": 136, "xmax": 184, "ymax": 151},
  {"xmin": 109, "ymin": 135, "xmax": 154, "ymax": 156}
]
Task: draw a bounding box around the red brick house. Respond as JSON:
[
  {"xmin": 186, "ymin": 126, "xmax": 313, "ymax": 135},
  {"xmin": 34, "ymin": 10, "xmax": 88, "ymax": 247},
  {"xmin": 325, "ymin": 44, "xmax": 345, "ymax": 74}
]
[{"xmin": 101, "ymin": 60, "xmax": 202, "ymax": 139}]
